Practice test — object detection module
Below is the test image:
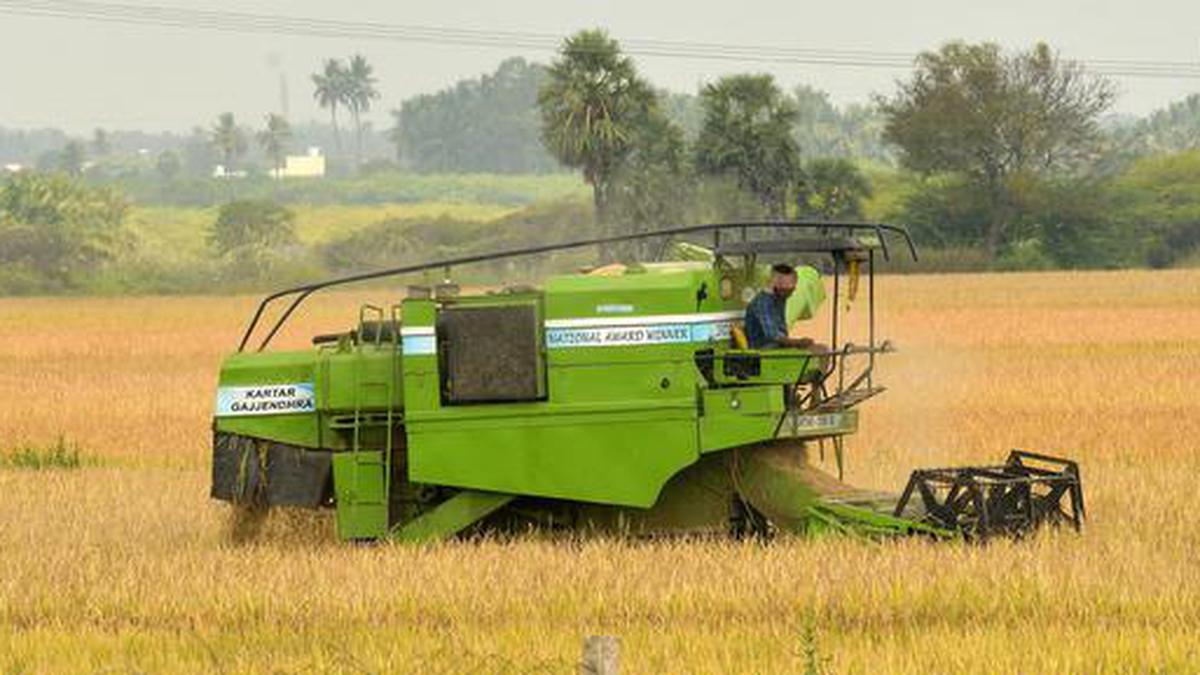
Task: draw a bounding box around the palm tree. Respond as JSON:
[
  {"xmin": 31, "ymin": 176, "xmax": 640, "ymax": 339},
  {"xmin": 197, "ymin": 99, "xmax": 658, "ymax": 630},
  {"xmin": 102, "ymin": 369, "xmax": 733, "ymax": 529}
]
[
  {"xmin": 312, "ymin": 58, "xmax": 349, "ymax": 156},
  {"xmin": 58, "ymin": 140, "xmax": 87, "ymax": 176},
  {"xmin": 210, "ymin": 112, "xmax": 247, "ymax": 176},
  {"xmin": 91, "ymin": 128, "xmax": 110, "ymax": 157},
  {"xmin": 345, "ymin": 54, "xmax": 380, "ymax": 168},
  {"xmin": 257, "ymin": 113, "xmax": 293, "ymax": 178},
  {"xmin": 538, "ymin": 30, "xmax": 654, "ymax": 225},
  {"xmin": 695, "ymin": 74, "xmax": 800, "ymax": 218}
]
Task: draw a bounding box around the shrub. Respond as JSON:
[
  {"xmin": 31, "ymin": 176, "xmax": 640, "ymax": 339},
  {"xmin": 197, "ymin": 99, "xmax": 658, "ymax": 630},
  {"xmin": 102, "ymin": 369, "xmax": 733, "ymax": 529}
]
[
  {"xmin": 207, "ymin": 200, "xmax": 306, "ymax": 282},
  {"xmin": 319, "ymin": 199, "xmax": 594, "ymax": 275},
  {"xmin": 1, "ymin": 437, "xmax": 87, "ymax": 470},
  {"xmin": 208, "ymin": 200, "xmax": 297, "ymax": 256},
  {"xmin": 0, "ymin": 172, "xmax": 129, "ymax": 291}
]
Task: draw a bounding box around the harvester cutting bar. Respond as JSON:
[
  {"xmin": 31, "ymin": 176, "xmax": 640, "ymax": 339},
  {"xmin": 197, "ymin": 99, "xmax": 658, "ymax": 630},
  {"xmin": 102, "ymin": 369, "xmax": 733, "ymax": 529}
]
[{"xmin": 894, "ymin": 450, "xmax": 1084, "ymax": 540}]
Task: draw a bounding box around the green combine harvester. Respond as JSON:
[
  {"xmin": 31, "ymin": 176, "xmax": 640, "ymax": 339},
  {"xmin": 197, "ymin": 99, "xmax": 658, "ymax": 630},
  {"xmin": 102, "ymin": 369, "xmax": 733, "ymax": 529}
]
[{"xmin": 211, "ymin": 222, "xmax": 1084, "ymax": 542}]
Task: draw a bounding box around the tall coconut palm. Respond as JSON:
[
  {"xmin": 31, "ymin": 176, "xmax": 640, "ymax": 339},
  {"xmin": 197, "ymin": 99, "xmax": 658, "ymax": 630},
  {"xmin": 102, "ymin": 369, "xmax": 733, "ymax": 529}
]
[
  {"xmin": 312, "ymin": 58, "xmax": 349, "ymax": 156},
  {"xmin": 210, "ymin": 112, "xmax": 247, "ymax": 175},
  {"xmin": 257, "ymin": 113, "xmax": 293, "ymax": 178},
  {"xmin": 345, "ymin": 54, "xmax": 380, "ymax": 168},
  {"xmin": 695, "ymin": 74, "xmax": 800, "ymax": 218},
  {"xmin": 538, "ymin": 29, "xmax": 654, "ymax": 225}
]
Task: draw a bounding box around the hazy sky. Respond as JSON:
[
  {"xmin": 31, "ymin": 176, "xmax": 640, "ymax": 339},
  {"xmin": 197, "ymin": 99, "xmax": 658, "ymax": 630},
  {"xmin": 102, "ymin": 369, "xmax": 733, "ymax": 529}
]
[{"xmin": 1, "ymin": 0, "xmax": 1198, "ymax": 134}]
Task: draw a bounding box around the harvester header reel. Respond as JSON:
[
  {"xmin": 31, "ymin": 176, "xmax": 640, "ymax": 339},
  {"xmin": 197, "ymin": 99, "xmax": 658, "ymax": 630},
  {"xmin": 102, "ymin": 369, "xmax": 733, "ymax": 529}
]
[{"xmin": 894, "ymin": 450, "xmax": 1085, "ymax": 540}]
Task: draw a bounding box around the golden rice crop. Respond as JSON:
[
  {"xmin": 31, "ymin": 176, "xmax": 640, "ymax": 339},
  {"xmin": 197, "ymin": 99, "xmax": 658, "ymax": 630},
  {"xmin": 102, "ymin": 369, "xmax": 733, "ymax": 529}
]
[{"xmin": 1, "ymin": 269, "xmax": 1199, "ymax": 673}]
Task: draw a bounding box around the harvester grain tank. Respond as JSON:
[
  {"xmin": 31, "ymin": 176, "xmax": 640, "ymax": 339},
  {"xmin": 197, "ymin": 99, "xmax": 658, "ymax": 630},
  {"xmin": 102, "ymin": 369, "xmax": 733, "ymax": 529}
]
[{"xmin": 211, "ymin": 222, "xmax": 1084, "ymax": 542}]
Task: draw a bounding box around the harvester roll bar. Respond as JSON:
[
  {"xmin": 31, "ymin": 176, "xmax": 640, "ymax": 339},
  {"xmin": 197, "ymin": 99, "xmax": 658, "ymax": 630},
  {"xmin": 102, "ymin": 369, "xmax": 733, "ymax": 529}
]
[{"xmin": 238, "ymin": 221, "xmax": 917, "ymax": 352}]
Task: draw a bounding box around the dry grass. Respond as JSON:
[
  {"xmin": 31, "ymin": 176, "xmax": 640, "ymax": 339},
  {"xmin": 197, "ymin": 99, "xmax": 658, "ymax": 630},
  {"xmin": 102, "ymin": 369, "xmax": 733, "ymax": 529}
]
[{"xmin": 1, "ymin": 269, "xmax": 1199, "ymax": 672}]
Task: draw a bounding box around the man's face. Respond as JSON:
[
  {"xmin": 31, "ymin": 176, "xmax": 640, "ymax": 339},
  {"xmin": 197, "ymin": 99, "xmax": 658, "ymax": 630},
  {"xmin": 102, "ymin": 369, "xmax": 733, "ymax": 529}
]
[{"xmin": 771, "ymin": 272, "xmax": 797, "ymax": 299}]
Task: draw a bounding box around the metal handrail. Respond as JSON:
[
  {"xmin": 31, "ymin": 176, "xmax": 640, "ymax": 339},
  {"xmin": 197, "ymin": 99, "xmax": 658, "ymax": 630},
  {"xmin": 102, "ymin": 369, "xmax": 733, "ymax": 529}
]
[
  {"xmin": 694, "ymin": 343, "xmax": 891, "ymax": 361},
  {"xmin": 237, "ymin": 220, "xmax": 918, "ymax": 352}
]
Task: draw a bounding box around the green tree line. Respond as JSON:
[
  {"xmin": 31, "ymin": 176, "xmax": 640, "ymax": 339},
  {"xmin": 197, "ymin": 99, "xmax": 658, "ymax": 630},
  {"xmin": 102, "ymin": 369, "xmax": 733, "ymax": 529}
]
[
  {"xmin": 5, "ymin": 32, "xmax": 1200, "ymax": 295},
  {"xmin": 533, "ymin": 31, "xmax": 1200, "ymax": 269}
]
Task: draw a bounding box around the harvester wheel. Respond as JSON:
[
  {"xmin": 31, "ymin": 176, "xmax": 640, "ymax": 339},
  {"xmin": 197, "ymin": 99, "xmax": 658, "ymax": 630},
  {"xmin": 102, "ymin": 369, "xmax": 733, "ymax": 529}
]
[{"xmin": 729, "ymin": 494, "xmax": 772, "ymax": 540}]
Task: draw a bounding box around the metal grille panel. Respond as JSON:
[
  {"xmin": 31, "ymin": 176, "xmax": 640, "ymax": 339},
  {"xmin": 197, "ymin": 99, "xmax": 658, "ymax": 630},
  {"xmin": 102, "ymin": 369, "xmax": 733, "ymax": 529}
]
[{"xmin": 438, "ymin": 304, "xmax": 542, "ymax": 403}]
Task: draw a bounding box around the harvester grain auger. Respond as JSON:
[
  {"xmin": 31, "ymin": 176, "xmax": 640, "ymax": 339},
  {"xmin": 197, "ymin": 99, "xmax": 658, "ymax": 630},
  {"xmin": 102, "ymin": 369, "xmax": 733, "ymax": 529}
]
[{"xmin": 210, "ymin": 222, "xmax": 1084, "ymax": 543}]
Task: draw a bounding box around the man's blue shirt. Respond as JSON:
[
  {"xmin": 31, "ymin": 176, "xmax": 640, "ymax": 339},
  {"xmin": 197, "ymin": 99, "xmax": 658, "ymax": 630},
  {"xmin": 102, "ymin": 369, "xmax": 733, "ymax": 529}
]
[{"xmin": 744, "ymin": 290, "xmax": 787, "ymax": 348}]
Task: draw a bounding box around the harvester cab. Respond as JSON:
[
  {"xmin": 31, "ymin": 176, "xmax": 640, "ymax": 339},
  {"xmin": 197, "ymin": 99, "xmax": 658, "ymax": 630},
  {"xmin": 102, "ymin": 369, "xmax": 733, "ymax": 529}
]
[{"xmin": 212, "ymin": 222, "xmax": 1084, "ymax": 543}]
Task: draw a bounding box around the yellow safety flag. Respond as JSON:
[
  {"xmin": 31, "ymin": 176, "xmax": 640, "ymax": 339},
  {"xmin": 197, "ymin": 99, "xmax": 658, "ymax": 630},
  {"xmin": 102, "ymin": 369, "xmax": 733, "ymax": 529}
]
[{"xmin": 846, "ymin": 259, "xmax": 860, "ymax": 310}]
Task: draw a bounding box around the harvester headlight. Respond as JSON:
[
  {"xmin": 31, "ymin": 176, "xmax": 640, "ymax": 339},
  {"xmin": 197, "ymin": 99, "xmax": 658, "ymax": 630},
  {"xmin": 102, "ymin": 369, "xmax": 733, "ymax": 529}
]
[{"xmin": 720, "ymin": 276, "xmax": 735, "ymax": 300}]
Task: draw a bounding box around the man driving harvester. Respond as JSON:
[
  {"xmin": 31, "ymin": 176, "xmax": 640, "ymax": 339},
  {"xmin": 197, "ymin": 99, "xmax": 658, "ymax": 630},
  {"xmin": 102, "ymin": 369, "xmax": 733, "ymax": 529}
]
[
  {"xmin": 743, "ymin": 263, "xmax": 819, "ymax": 350},
  {"xmin": 743, "ymin": 263, "xmax": 830, "ymax": 406}
]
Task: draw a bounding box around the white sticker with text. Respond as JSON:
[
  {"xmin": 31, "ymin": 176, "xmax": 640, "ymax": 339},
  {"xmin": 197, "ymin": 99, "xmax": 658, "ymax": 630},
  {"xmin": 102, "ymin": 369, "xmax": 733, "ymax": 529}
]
[{"xmin": 215, "ymin": 383, "xmax": 316, "ymax": 417}]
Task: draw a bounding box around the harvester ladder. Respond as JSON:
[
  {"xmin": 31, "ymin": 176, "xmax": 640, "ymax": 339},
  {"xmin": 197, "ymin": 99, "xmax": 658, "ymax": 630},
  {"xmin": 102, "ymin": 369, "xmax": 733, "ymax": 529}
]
[{"xmin": 340, "ymin": 304, "xmax": 399, "ymax": 538}]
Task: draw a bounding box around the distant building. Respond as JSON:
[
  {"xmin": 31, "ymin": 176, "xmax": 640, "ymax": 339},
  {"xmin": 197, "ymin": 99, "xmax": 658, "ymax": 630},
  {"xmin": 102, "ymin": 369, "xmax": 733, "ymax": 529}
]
[
  {"xmin": 212, "ymin": 165, "xmax": 248, "ymax": 179},
  {"xmin": 272, "ymin": 147, "xmax": 326, "ymax": 179},
  {"xmin": 3, "ymin": 163, "xmax": 24, "ymax": 173}
]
